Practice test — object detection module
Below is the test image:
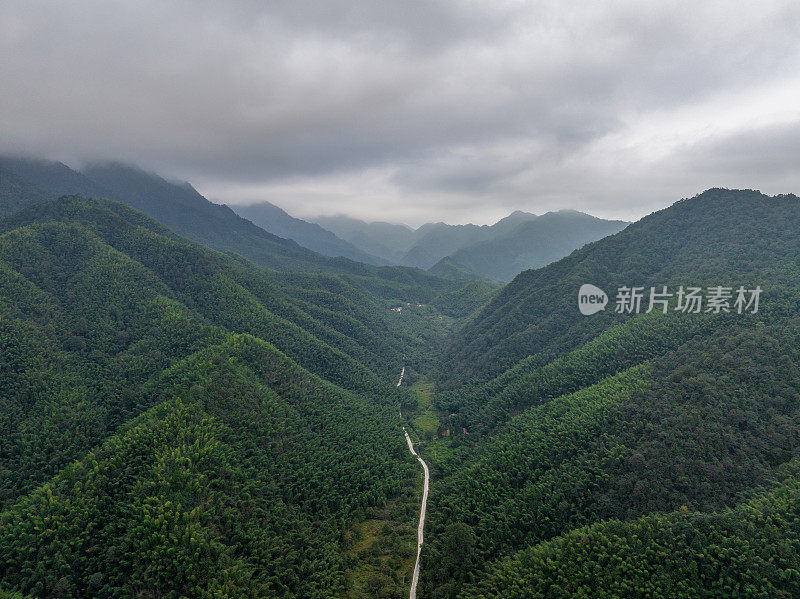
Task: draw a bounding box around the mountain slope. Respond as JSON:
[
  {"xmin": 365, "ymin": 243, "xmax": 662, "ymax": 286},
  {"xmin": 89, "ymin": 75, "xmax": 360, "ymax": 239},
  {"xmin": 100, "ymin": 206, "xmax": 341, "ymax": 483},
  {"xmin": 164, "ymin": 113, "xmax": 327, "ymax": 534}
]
[
  {"xmin": 0, "ymin": 157, "xmax": 338, "ymax": 271},
  {"xmin": 0, "ymin": 196, "xmax": 417, "ymax": 390},
  {"xmin": 447, "ymin": 210, "xmax": 628, "ymax": 282},
  {"xmin": 0, "ymin": 157, "xmax": 469, "ymax": 304},
  {"xmin": 0, "ymin": 196, "xmax": 420, "ymax": 597},
  {"xmin": 313, "ymin": 215, "xmax": 415, "ymax": 263},
  {"xmin": 463, "ymin": 460, "xmax": 800, "ymax": 598},
  {"xmin": 0, "ymin": 165, "xmax": 47, "ymax": 218},
  {"xmin": 427, "ymin": 256, "xmax": 487, "ymax": 281},
  {"xmin": 0, "ymin": 335, "xmax": 413, "ymax": 598},
  {"xmin": 444, "ymin": 188, "xmax": 800, "ymax": 380},
  {"xmin": 232, "ymin": 201, "xmax": 388, "ymax": 264},
  {"xmin": 421, "ymin": 188, "xmax": 800, "ymax": 598},
  {"xmin": 82, "ymin": 161, "xmax": 360, "ymax": 273},
  {"xmin": 400, "ymin": 211, "xmax": 539, "ymax": 270},
  {"xmin": 400, "ymin": 222, "xmax": 490, "ymax": 269}
]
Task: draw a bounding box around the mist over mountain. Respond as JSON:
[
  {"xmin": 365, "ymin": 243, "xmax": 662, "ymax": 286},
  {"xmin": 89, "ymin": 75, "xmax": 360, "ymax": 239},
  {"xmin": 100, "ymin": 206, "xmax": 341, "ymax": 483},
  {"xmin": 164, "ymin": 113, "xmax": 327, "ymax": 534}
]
[
  {"xmin": 313, "ymin": 215, "xmax": 417, "ymax": 263},
  {"xmin": 314, "ymin": 208, "xmax": 626, "ymax": 280},
  {"xmin": 232, "ymin": 201, "xmax": 389, "ymax": 265},
  {"xmin": 443, "ymin": 210, "xmax": 629, "ymax": 282},
  {"xmin": 0, "ymin": 156, "xmax": 466, "ymax": 302}
]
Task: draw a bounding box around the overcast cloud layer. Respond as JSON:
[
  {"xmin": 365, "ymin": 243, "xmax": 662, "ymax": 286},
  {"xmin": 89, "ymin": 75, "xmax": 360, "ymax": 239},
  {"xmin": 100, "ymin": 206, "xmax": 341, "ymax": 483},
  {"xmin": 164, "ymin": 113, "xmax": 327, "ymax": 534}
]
[{"xmin": 2, "ymin": 0, "xmax": 800, "ymax": 225}]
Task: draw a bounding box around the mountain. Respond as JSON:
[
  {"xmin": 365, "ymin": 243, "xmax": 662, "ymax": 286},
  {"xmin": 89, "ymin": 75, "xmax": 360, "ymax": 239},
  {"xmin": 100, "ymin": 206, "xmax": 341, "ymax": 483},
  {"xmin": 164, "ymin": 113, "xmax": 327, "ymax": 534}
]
[
  {"xmin": 313, "ymin": 215, "xmax": 415, "ymax": 263},
  {"xmin": 0, "ymin": 156, "xmax": 338, "ymax": 271},
  {"xmin": 0, "ymin": 156, "xmax": 463, "ymax": 303},
  {"xmin": 0, "ymin": 194, "xmax": 435, "ymax": 597},
  {"xmin": 401, "ymin": 211, "xmax": 540, "ymax": 270},
  {"xmin": 0, "ymin": 156, "xmax": 107, "ymax": 201},
  {"xmin": 401, "ymin": 222, "xmax": 488, "ymax": 269},
  {"xmin": 4, "ymin": 182, "xmax": 800, "ymax": 598},
  {"xmin": 443, "ymin": 188, "xmax": 798, "ymax": 380},
  {"xmin": 444, "ymin": 210, "xmax": 629, "ymax": 282},
  {"xmin": 315, "ymin": 211, "xmax": 540, "ymax": 269},
  {"xmin": 420, "ymin": 188, "xmax": 800, "ymax": 597},
  {"xmin": 0, "ymin": 165, "xmax": 47, "ymax": 218},
  {"xmin": 315, "ymin": 210, "xmax": 623, "ymax": 277},
  {"xmin": 226, "ymin": 201, "xmax": 389, "ymax": 265},
  {"xmin": 427, "ymin": 256, "xmax": 487, "ymax": 281}
]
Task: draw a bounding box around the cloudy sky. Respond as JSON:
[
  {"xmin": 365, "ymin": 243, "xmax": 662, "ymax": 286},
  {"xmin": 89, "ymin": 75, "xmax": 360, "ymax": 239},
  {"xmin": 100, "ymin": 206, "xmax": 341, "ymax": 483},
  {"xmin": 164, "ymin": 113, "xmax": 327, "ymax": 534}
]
[{"xmin": 2, "ymin": 1, "xmax": 800, "ymax": 225}]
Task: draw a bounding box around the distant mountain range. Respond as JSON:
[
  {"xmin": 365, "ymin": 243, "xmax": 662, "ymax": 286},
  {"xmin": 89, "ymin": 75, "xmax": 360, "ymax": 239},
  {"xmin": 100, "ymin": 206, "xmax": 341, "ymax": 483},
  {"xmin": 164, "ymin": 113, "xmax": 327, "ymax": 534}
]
[
  {"xmin": 231, "ymin": 202, "xmax": 389, "ymax": 265},
  {"xmin": 1, "ymin": 154, "xmax": 627, "ymax": 285},
  {"xmin": 316, "ymin": 209, "xmax": 628, "ymax": 281},
  {"xmin": 442, "ymin": 210, "xmax": 629, "ymax": 282},
  {"xmin": 0, "ymin": 156, "xmax": 461, "ymax": 303}
]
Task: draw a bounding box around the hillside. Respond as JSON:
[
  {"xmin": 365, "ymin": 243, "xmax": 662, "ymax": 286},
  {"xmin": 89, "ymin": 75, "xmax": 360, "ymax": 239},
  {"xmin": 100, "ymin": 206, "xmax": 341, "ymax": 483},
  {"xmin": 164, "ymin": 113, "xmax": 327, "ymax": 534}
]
[
  {"xmin": 313, "ymin": 215, "xmax": 415, "ymax": 263},
  {"xmin": 446, "ymin": 210, "xmax": 628, "ymax": 282},
  {"xmin": 444, "ymin": 188, "xmax": 800, "ymax": 379},
  {"xmin": 427, "ymin": 256, "xmax": 487, "ymax": 281},
  {"xmin": 0, "ymin": 165, "xmax": 48, "ymax": 218},
  {"xmin": 419, "ymin": 188, "xmax": 800, "ymax": 597},
  {"xmin": 0, "ymin": 195, "xmax": 433, "ymax": 597},
  {"xmin": 0, "ymin": 157, "xmax": 462, "ymax": 303},
  {"xmin": 226, "ymin": 201, "xmax": 389, "ymax": 265},
  {"xmin": 463, "ymin": 460, "xmax": 800, "ymax": 598},
  {"xmin": 400, "ymin": 212, "xmax": 539, "ymax": 270}
]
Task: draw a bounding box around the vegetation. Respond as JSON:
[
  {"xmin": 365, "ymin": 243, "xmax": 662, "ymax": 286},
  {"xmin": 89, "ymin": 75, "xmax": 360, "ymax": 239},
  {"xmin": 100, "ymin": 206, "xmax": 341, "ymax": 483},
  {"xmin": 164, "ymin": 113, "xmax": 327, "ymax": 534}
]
[
  {"xmin": 0, "ymin": 157, "xmax": 469, "ymax": 303},
  {"xmin": 446, "ymin": 210, "xmax": 628, "ymax": 282},
  {"xmin": 3, "ymin": 184, "xmax": 800, "ymax": 598},
  {"xmin": 0, "ymin": 195, "xmax": 455, "ymax": 596},
  {"xmin": 462, "ymin": 464, "xmax": 800, "ymax": 598}
]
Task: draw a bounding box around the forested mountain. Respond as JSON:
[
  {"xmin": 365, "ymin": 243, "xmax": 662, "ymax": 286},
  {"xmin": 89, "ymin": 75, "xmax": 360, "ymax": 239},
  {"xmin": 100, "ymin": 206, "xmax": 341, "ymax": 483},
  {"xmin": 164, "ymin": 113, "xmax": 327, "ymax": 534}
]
[
  {"xmin": 0, "ymin": 157, "xmax": 461, "ymax": 302},
  {"xmin": 444, "ymin": 188, "xmax": 800, "ymax": 379},
  {"xmin": 315, "ymin": 209, "xmax": 625, "ymax": 278},
  {"xmin": 419, "ymin": 188, "xmax": 800, "ymax": 597},
  {"xmin": 3, "ymin": 185, "xmax": 800, "ymax": 599},
  {"xmin": 445, "ymin": 210, "xmax": 629, "ymax": 282},
  {"xmin": 401, "ymin": 222, "xmax": 504, "ymax": 270},
  {"xmin": 0, "ymin": 165, "xmax": 50, "ymax": 219},
  {"xmin": 314, "ymin": 212, "xmax": 541, "ymax": 268},
  {"xmin": 222, "ymin": 201, "xmax": 389, "ymax": 265},
  {"xmin": 0, "ymin": 194, "xmax": 448, "ymax": 597},
  {"xmin": 427, "ymin": 256, "xmax": 487, "ymax": 281},
  {"xmin": 396, "ymin": 212, "xmax": 540, "ymax": 270},
  {"xmin": 312, "ymin": 216, "xmax": 416, "ymax": 263}
]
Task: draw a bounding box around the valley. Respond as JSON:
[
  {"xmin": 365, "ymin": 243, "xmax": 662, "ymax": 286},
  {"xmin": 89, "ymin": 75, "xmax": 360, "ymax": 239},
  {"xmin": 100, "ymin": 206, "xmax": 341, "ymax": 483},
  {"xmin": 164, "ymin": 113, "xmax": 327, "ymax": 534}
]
[
  {"xmin": 4, "ymin": 3, "xmax": 799, "ymax": 597},
  {"xmin": 1, "ymin": 178, "xmax": 800, "ymax": 598}
]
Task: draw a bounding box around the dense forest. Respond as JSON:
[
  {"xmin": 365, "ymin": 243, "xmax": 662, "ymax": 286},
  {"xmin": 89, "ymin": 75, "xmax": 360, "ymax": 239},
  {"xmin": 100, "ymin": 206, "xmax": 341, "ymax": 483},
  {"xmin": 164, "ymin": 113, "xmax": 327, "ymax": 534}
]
[
  {"xmin": 0, "ymin": 192, "xmax": 490, "ymax": 597},
  {"xmin": 2, "ymin": 182, "xmax": 800, "ymax": 598}
]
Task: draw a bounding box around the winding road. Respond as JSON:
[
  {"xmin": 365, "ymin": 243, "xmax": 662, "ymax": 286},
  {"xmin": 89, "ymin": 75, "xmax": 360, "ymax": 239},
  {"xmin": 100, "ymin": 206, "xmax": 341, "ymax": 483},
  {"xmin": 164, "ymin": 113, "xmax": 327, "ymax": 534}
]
[{"xmin": 398, "ymin": 368, "xmax": 429, "ymax": 599}]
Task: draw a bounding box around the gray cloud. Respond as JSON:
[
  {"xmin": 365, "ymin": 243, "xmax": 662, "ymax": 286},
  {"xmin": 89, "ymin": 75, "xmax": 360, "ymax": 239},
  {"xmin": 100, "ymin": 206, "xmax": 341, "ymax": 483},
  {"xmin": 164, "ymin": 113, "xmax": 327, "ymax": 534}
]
[{"xmin": 1, "ymin": 0, "xmax": 800, "ymax": 225}]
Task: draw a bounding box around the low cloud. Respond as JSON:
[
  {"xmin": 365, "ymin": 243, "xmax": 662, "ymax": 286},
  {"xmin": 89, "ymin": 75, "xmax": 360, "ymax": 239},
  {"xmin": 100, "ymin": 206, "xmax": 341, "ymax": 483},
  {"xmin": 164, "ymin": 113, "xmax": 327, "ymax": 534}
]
[{"xmin": 2, "ymin": 0, "xmax": 799, "ymax": 224}]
